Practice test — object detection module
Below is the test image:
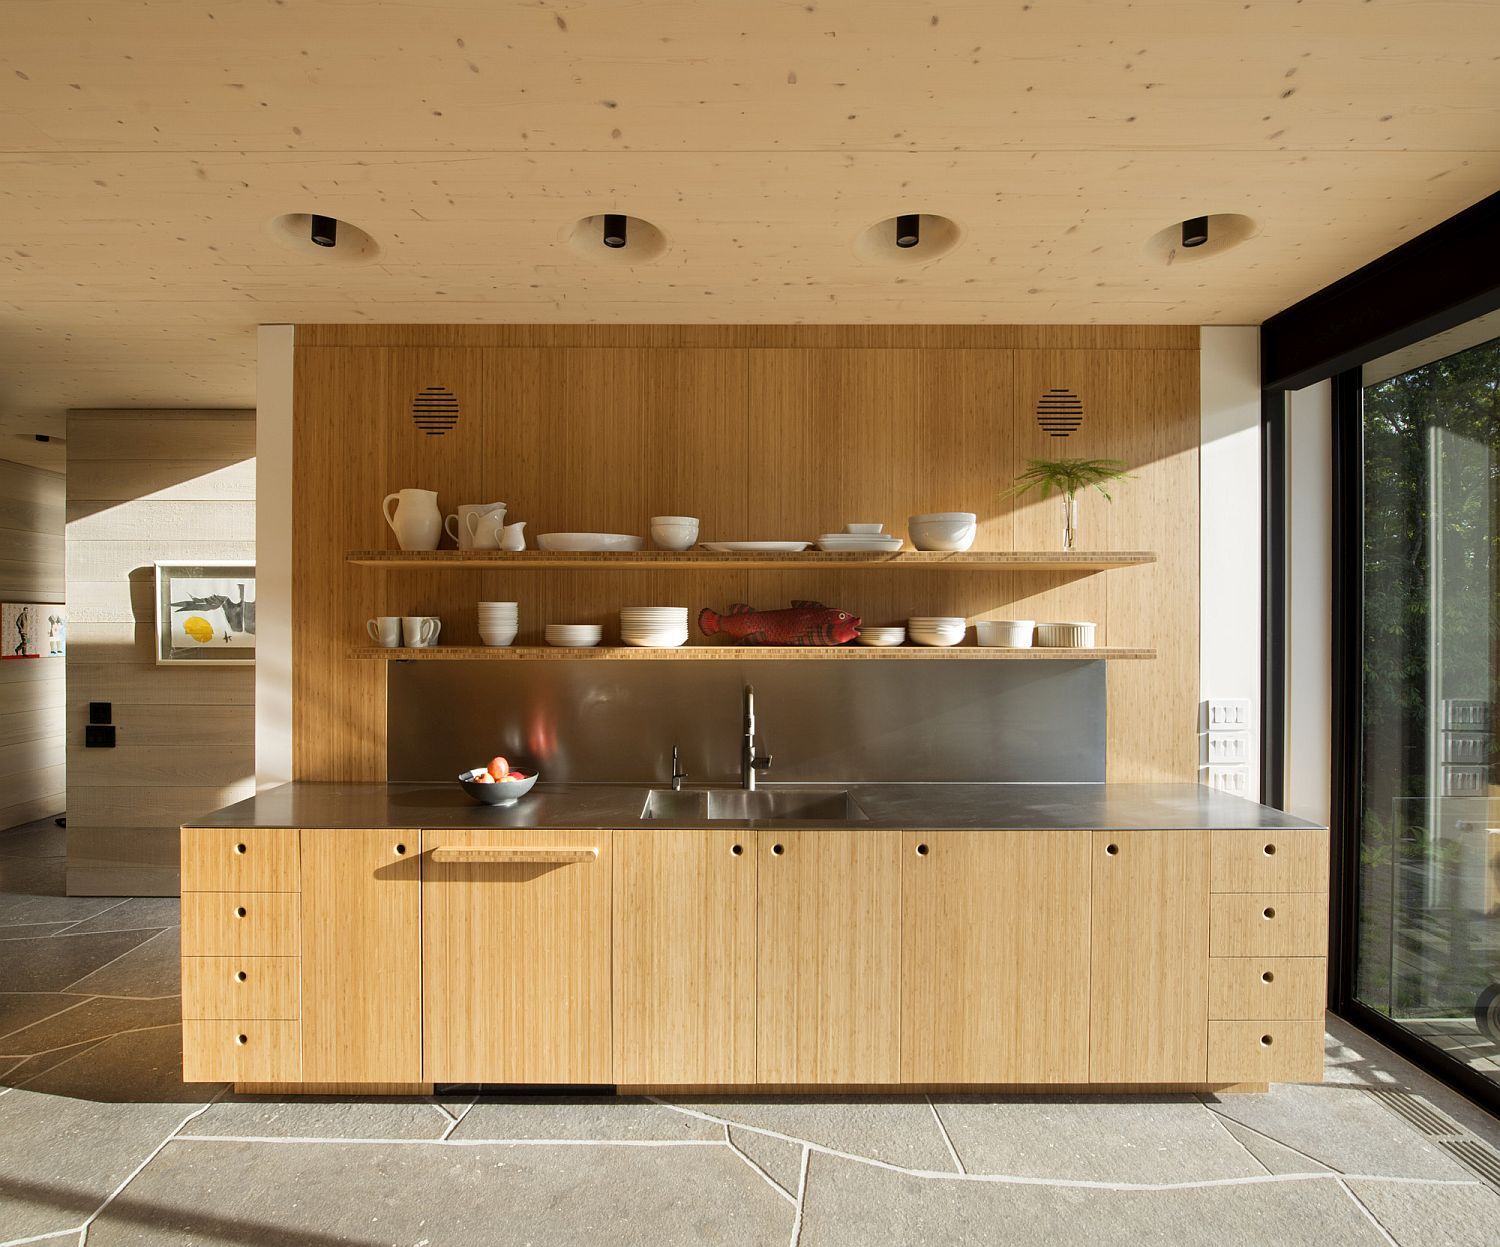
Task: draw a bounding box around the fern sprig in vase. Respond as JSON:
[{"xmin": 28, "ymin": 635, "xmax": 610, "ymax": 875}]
[{"xmin": 1002, "ymin": 457, "xmax": 1133, "ymax": 550}]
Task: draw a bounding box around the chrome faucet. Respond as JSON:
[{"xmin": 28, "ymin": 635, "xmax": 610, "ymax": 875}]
[
  {"xmin": 670, "ymin": 744, "xmax": 687, "ymax": 791},
  {"xmin": 742, "ymin": 684, "xmax": 773, "ymax": 790}
]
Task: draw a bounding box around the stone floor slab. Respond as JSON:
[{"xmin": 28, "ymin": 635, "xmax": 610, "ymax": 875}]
[
  {"xmin": 453, "ymin": 1095, "xmax": 722, "ymax": 1141},
  {"xmin": 729, "ymin": 1124, "xmax": 805, "ymax": 1197},
  {"xmin": 20, "ymin": 1021, "xmax": 216, "ymax": 1105},
  {"xmin": 797, "ymin": 1149, "xmax": 1392, "ymax": 1247},
  {"xmin": 932, "ymin": 1095, "xmax": 1263, "ymax": 1183},
  {"xmin": 1345, "ymin": 1176, "xmax": 1500, "ymax": 1247},
  {"xmin": 86, "ymin": 1138, "xmax": 793, "ymax": 1246},
  {"xmin": 181, "ymin": 1094, "xmax": 473, "ymax": 1141},
  {"xmin": 0, "ymin": 928, "xmax": 160, "ymax": 992},
  {"xmin": 0, "ymin": 892, "xmax": 123, "ymax": 931},
  {"xmin": 67, "ymin": 926, "xmax": 181, "ymax": 997},
  {"xmin": 0, "ymin": 1087, "xmax": 210, "ymax": 1242},
  {"xmin": 1207, "ymin": 1084, "xmax": 1478, "ymax": 1181},
  {"xmin": 62, "ymin": 897, "xmax": 181, "ymax": 936},
  {"xmin": 1216, "ymin": 1116, "xmax": 1334, "ymax": 1174},
  {"xmin": 0, "ymin": 994, "xmax": 180, "ymax": 1057},
  {"xmin": 668, "ymin": 1096, "xmax": 956, "ymax": 1170},
  {"xmin": 0, "ymin": 854, "xmax": 65, "ymax": 896},
  {"xmin": 0, "ymin": 990, "xmax": 91, "ymax": 1042},
  {"xmin": 0, "ymin": 822, "xmax": 66, "ymax": 859}
]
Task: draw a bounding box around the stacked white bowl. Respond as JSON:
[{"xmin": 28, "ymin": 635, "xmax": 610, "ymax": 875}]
[
  {"xmin": 478, "ymin": 601, "xmax": 518, "ymax": 647},
  {"xmin": 650, "ymin": 516, "xmax": 700, "ymax": 551},
  {"xmin": 620, "ymin": 606, "xmax": 689, "ymax": 648},
  {"xmin": 907, "ymin": 616, "xmax": 968, "ymax": 647},
  {"xmin": 858, "ymin": 625, "xmax": 907, "ymax": 648},
  {"xmin": 908, "ymin": 512, "xmax": 978, "ymax": 552},
  {"xmin": 545, "ymin": 623, "xmax": 603, "ymax": 648}
]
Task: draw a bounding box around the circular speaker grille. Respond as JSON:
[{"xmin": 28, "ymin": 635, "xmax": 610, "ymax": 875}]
[
  {"xmin": 412, "ymin": 386, "xmax": 459, "ymax": 435},
  {"xmin": 1036, "ymin": 388, "xmax": 1083, "ymax": 438}
]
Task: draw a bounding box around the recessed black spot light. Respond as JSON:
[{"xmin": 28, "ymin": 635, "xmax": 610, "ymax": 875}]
[
  {"xmin": 310, "ymin": 214, "xmax": 338, "ymax": 248},
  {"xmin": 33, "ymin": 434, "xmax": 51, "ymax": 443},
  {"xmin": 895, "ymin": 214, "xmax": 920, "ymax": 248},
  {"xmin": 1181, "ymin": 216, "xmax": 1209, "ymax": 248},
  {"xmin": 602, "ymin": 213, "xmax": 628, "ymax": 248}
]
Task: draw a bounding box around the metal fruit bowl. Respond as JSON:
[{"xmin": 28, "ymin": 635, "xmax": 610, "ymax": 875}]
[{"xmin": 458, "ymin": 769, "xmax": 539, "ymax": 805}]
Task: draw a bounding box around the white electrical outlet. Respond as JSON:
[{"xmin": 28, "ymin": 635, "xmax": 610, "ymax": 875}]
[
  {"xmin": 1207, "ymin": 731, "xmax": 1250, "ymax": 765},
  {"xmin": 1202, "ymin": 765, "xmax": 1250, "ymax": 797},
  {"xmin": 1204, "ymin": 699, "xmax": 1252, "ymax": 731}
]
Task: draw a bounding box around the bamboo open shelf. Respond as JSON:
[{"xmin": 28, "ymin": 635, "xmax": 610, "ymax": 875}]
[
  {"xmin": 351, "ymin": 645, "xmax": 1155, "ymax": 662},
  {"xmin": 346, "ymin": 550, "xmax": 1156, "ymax": 572}
]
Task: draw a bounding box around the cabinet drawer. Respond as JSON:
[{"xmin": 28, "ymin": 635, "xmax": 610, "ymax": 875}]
[
  {"xmin": 182, "ymin": 1019, "xmax": 301, "ymax": 1082},
  {"xmin": 1210, "ymin": 892, "xmax": 1327, "ymax": 958},
  {"xmin": 181, "ymin": 892, "xmax": 301, "ymax": 957},
  {"xmin": 182, "ymin": 957, "xmax": 300, "ymax": 1020},
  {"xmin": 182, "ymin": 828, "xmax": 300, "ymax": 893},
  {"xmin": 1208, "ymin": 1020, "xmax": 1324, "ymax": 1084},
  {"xmin": 1209, "ymin": 957, "xmax": 1326, "ymax": 1020},
  {"xmin": 1210, "ymin": 829, "xmax": 1328, "ymax": 894}
]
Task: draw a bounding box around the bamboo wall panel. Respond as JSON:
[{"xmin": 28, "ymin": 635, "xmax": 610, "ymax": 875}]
[
  {"xmin": 292, "ymin": 325, "xmax": 1199, "ymax": 781},
  {"xmin": 0, "ymin": 458, "xmax": 65, "ymax": 830},
  {"xmin": 65, "ymin": 409, "xmax": 256, "ymax": 894}
]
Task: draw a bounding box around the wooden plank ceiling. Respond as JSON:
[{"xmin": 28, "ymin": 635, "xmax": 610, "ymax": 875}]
[{"xmin": 3, "ymin": 0, "xmax": 1499, "ymax": 467}]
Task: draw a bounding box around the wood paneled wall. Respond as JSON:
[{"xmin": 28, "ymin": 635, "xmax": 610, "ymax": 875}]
[
  {"xmin": 0, "ymin": 457, "xmax": 65, "ymax": 830},
  {"xmin": 65, "ymin": 410, "xmax": 256, "ymax": 895},
  {"xmin": 293, "ymin": 325, "xmax": 1199, "ymax": 783}
]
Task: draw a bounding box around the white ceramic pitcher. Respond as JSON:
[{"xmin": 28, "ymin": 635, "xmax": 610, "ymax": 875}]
[
  {"xmin": 499, "ymin": 521, "xmax": 527, "ymax": 551},
  {"xmin": 382, "ymin": 488, "xmax": 442, "ymax": 551},
  {"xmin": 446, "ymin": 502, "xmax": 506, "ymax": 550}
]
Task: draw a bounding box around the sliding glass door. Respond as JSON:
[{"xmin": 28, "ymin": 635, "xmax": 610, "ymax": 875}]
[{"xmin": 1354, "ymin": 327, "xmax": 1500, "ymax": 1093}]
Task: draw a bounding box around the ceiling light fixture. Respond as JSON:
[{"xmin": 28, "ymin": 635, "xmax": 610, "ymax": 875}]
[
  {"xmin": 33, "ymin": 434, "xmax": 51, "ymax": 443},
  {"xmin": 602, "ymin": 214, "xmax": 628, "ymax": 249},
  {"xmin": 1181, "ymin": 216, "xmax": 1209, "ymax": 249},
  {"xmin": 310, "ymin": 215, "xmax": 338, "ymax": 248},
  {"xmin": 895, "ymin": 214, "xmax": 920, "ymax": 249}
]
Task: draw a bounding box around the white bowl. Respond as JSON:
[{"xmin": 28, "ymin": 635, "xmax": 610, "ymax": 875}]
[
  {"xmin": 650, "ymin": 517, "xmax": 700, "ymax": 551},
  {"xmin": 976, "ymin": 620, "xmax": 1035, "ymax": 648},
  {"xmin": 1035, "ymin": 621, "xmax": 1096, "ymax": 648},
  {"xmin": 845, "ymin": 523, "xmax": 884, "ymax": 535},
  {"xmin": 858, "ymin": 626, "xmax": 906, "ymax": 647},
  {"xmin": 908, "ymin": 630, "xmax": 965, "ymax": 648},
  {"xmin": 622, "ymin": 630, "xmax": 689, "ymax": 648},
  {"xmin": 908, "ymin": 513, "xmax": 978, "ymax": 552},
  {"xmin": 537, "ymin": 532, "xmax": 644, "ymax": 552},
  {"xmin": 908, "ymin": 616, "xmax": 967, "ymax": 627},
  {"xmin": 479, "ymin": 630, "xmax": 517, "ymax": 647}
]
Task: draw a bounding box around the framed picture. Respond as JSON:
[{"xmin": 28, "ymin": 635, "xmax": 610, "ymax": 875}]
[
  {"xmin": 1, "ymin": 603, "xmax": 66, "ymax": 659},
  {"xmin": 154, "ymin": 561, "xmax": 256, "ymax": 666}
]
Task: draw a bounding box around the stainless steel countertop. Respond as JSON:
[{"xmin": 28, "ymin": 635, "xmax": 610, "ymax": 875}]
[{"xmin": 183, "ymin": 782, "xmax": 1325, "ymax": 832}]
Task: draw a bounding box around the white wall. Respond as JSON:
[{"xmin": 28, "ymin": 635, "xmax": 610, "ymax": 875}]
[
  {"xmin": 255, "ymin": 325, "xmax": 294, "ymax": 790},
  {"xmin": 1199, "ymin": 327, "xmax": 1263, "ymax": 800},
  {"xmin": 1284, "ymin": 381, "xmax": 1333, "ymax": 825}
]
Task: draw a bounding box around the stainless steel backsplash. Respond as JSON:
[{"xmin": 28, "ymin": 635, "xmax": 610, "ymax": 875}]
[{"xmin": 387, "ymin": 660, "xmax": 1106, "ymax": 784}]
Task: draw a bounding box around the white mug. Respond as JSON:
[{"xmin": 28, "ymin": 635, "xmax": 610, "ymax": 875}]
[
  {"xmin": 402, "ymin": 616, "xmax": 441, "ymax": 647},
  {"xmin": 366, "ymin": 616, "xmax": 401, "ymax": 648},
  {"xmin": 446, "ymin": 502, "xmax": 506, "ymax": 550},
  {"xmin": 466, "ymin": 507, "xmax": 507, "ymax": 551}
]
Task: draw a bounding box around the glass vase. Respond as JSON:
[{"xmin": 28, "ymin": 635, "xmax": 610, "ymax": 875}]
[{"xmin": 1062, "ymin": 493, "xmax": 1078, "ymax": 550}]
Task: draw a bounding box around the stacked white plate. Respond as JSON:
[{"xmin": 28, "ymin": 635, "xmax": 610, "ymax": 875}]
[
  {"xmin": 815, "ymin": 533, "xmax": 904, "ymax": 553},
  {"xmin": 858, "ymin": 625, "xmax": 906, "ymax": 647},
  {"xmin": 908, "ymin": 616, "xmax": 968, "ymax": 647},
  {"xmin": 545, "ymin": 623, "xmax": 602, "ymax": 648},
  {"xmin": 620, "ymin": 606, "xmax": 689, "ymax": 648},
  {"xmin": 478, "ymin": 601, "xmax": 518, "ymax": 647}
]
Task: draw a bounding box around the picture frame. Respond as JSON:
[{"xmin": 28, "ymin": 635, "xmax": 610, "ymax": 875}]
[
  {"xmin": 154, "ymin": 560, "xmax": 256, "ymax": 666},
  {"xmin": 1, "ymin": 603, "xmax": 66, "ymax": 659}
]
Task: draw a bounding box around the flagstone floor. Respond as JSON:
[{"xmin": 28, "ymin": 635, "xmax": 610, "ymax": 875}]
[{"xmin": 3, "ymin": 814, "xmax": 1500, "ymax": 1246}]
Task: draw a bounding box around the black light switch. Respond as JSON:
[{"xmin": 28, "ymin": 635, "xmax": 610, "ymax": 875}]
[
  {"xmin": 89, "ymin": 701, "xmax": 112, "ymax": 725},
  {"xmin": 85, "ymin": 724, "xmax": 116, "ymax": 748}
]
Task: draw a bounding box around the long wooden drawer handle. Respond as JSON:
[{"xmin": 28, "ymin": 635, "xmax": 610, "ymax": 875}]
[{"xmin": 430, "ymin": 847, "xmax": 598, "ymax": 864}]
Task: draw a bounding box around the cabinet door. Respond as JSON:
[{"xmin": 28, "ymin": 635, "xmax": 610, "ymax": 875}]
[
  {"xmin": 1089, "ymin": 830, "xmax": 1209, "ymax": 1083},
  {"xmin": 903, "ymin": 830, "xmax": 1091, "ymax": 1082},
  {"xmin": 757, "ymin": 830, "xmax": 901, "ymax": 1084},
  {"xmin": 422, "ymin": 830, "xmax": 611, "ymax": 1084},
  {"xmin": 613, "ymin": 830, "xmax": 757, "ymax": 1085},
  {"xmin": 301, "ymin": 829, "xmax": 421, "ymax": 1083}
]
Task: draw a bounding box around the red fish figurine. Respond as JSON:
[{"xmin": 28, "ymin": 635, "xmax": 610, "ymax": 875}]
[{"xmin": 699, "ymin": 601, "xmax": 862, "ymax": 646}]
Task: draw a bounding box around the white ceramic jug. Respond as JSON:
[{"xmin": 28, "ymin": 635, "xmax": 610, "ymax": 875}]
[
  {"xmin": 446, "ymin": 502, "xmax": 506, "ymax": 551},
  {"xmin": 382, "ymin": 488, "xmax": 442, "ymax": 551},
  {"xmin": 466, "ymin": 505, "xmax": 509, "ymax": 551},
  {"xmin": 499, "ymin": 521, "xmax": 527, "ymax": 551}
]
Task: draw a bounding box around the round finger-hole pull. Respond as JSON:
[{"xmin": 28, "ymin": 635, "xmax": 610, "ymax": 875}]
[
  {"xmin": 771, "ymin": 843, "xmax": 785, "ymax": 856},
  {"xmin": 1260, "ymin": 1034, "xmax": 1274, "ymax": 1047},
  {"xmin": 236, "ymin": 1034, "xmax": 249, "ymax": 1046},
  {"xmin": 1263, "ymin": 843, "xmax": 1277, "ymax": 856},
  {"xmin": 1262, "ymin": 906, "xmax": 1276, "ymax": 920},
  {"xmin": 234, "ymin": 906, "xmax": 247, "ymax": 919},
  {"xmin": 1261, "ymin": 970, "xmax": 1275, "ymax": 984},
  {"xmin": 731, "ymin": 843, "xmax": 744, "ymax": 856},
  {"xmin": 235, "ymin": 970, "xmax": 248, "ymax": 983},
  {"xmin": 394, "ymin": 843, "xmax": 407, "ymax": 856},
  {"xmin": 234, "ymin": 843, "xmax": 247, "ymax": 855},
  {"xmin": 916, "ymin": 843, "xmax": 929, "ymax": 856},
  {"xmin": 1105, "ymin": 843, "xmax": 1119, "ymax": 856}
]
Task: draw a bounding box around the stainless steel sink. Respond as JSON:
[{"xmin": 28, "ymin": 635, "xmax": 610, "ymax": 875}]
[{"xmin": 639, "ymin": 787, "xmax": 867, "ymax": 822}]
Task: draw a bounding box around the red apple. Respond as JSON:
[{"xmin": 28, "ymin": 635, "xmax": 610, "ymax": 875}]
[
  {"xmin": 471, "ymin": 772, "xmax": 494, "ymax": 784},
  {"xmin": 508, "ymin": 770, "xmax": 526, "ymax": 780},
  {"xmin": 487, "ymin": 755, "xmax": 509, "ymax": 780}
]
